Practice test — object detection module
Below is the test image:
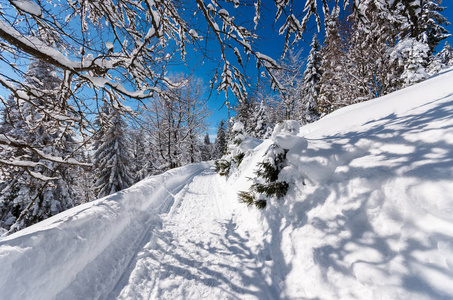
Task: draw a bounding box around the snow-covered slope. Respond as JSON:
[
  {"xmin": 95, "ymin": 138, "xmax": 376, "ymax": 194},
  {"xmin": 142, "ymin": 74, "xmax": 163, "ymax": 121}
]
[
  {"xmin": 1, "ymin": 68, "xmax": 453, "ymax": 300},
  {"xmin": 237, "ymin": 67, "xmax": 453, "ymax": 299}
]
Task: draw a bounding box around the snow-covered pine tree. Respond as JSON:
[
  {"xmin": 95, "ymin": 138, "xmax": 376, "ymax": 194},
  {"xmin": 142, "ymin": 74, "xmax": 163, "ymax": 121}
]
[
  {"xmin": 129, "ymin": 128, "xmax": 155, "ymax": 182},
  {"xmin": 214, "ymin": 120, "xmax": 227, "ymax": 159},
  {"xmin": 388, "ymin": 0, "xmax": 449, "ymax": 87},
  {"xmin": 391, "ymin": 38, "xmax": 430, "ymax": 87},
  {"xmin": 238, "ymin": 143, "xmax": 289, "ymax": 209},
  {"xmin": 0, "ymin": 58, "xmax": 80, "ymax": 233},
  {"xmin": 344, "ymin": 0, "xmax": 400, "ymax": 101},
  {"xmin": 201, "ymin": 133, "xmax": 213, "ymax": 161},
  {"xmin": 439, "ymin": 41, "xmax": 453, "ymax": 65},
  {"xmin": 273, "ymin": 49, "xmax": 305, "ymax": 120},
  {"xmin": 250, "ymin": 100, "xmax": 271, "ymax": 139},
  {"xmin": 234, "ymin": 97, "xmax": 255, "ymax": 134},
  {"xmin": 418, "ymin": 0, "xmax": 450, "ymax": 55},
  {"xmin": 92, "ymin": 102, "xmax": 133, "ymax": 198},
  {"xmin": 318, "ymin": 7, "xmax": 347, "ymax": 114},
  {"xmin": 299, "ymin": 35, "xmax": 322, "ymax": 124},
  {"xmin": 215, "ymin": 121, "xmax": 247, "ymax": 176}
]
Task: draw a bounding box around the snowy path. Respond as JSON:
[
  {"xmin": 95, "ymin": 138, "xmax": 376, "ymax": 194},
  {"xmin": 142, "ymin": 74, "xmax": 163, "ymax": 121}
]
[{"xmin": 109, "ymin": 166, "xmax": 277, "ymax": 300}]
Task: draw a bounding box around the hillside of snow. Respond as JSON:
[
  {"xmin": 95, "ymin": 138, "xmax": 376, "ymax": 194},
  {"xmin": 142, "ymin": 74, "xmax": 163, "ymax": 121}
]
[{"xmin": 1, "ymin": 68, "xmax": 453, "ymax": 299}]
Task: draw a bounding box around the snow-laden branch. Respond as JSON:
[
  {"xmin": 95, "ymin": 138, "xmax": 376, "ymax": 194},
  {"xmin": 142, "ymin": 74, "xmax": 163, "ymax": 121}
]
[{"xmin": 0, "ymin": 133, "xmax": 91, "ymax": 168}]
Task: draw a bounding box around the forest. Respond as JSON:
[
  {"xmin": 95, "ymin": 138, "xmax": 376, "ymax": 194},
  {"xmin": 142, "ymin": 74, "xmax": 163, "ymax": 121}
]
[{"xmin": 0, "ymin": 0, "xmax": 452, "ymax": 235}]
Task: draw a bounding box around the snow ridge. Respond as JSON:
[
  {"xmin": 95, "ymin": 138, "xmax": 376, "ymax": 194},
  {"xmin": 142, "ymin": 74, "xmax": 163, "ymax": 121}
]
[{"xmin": 0, "ymin": 163, "xmax": 208, "ymax": 300}]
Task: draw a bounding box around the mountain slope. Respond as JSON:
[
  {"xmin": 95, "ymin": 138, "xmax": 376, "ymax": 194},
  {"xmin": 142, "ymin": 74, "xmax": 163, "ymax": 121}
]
[{"xmin": 1, "ymin": 68, "xmax": 453, "ymax": 299}]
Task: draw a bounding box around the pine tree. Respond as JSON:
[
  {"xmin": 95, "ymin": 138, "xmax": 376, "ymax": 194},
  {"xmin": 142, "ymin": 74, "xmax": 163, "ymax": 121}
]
[
  {"xmin": 418, "ymin": 0, "xmax": 450, "ymax": 55},
  {"xmin": 201, "ymin": 133, "xmax": 213, "ymax": 161},
  {"xmin": 214, "ymin": 120, "xmax": 227, "ymax": 159},
  {"xmin": 318, "ymin": 8, "xmax": 347, "ymax": 114},
  {"xmin": 430, "ymin": 41, "xmax": 453, "ymax": 73},
  {"xmin": 344, "ymin": 0, "xmax": 400, "ymax": 101},
  {"xmin": 0, "ymin": 58, "xmax": 80, "ymax": 232},
  {"xmin": 300, "ymin": 35, "xmax": 322, "ymax": 124},
  {"xmin": 235, "ymin": 97, "xmax": 255, "ymax": 134},
  {"xmin": 391, "ymin": 38, "xmax": 430, "ymax": 87},
  {"xmin": 92, "ymin": 102, "xmax": 134, "ymax": 198},
  {"xmin": 215, "ymin": 121, "xmax": 247, "ymax": 176},
  {"xmin": 273, "ymin": 49, "xmax": 305, "ymax": 120},
  {"xmin": 250, "ymin": 100, "xmax": 271, "ymax": 139}
]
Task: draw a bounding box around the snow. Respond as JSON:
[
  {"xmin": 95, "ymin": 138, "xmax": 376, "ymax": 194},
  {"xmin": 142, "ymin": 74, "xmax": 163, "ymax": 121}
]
[
  {"xmin": 12, "ymin": 0, "xmax": 42, "ymax": 16},
  {"xmin": 1, "ymin": 69, "xmax": 453, "ymax": 299},
  {"xmin": 105, "ymin": 42, "xmax": 114, "ymax": 50},
  {"xmin": 232, "ymin": 120, "xmax": 244, "ymax": 132}
]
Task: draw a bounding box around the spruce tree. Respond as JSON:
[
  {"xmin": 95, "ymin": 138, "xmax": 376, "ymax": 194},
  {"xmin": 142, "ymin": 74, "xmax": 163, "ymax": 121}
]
[
  {"xmin": 391, "ymin": 38, "xmax": 430, "ymax": 87},
  {"xmin": 300, "ymin": 35, "xmax": 322, "ymax": 124},
  {"xmin": 235, "ymin": 98, "xmax": 255, "ymax": 134},
  {"xmin": 433, "ymin": 41, "xmax": 453, "ymax": 70},
  {"xmin": 250, "ymin": 100, "xmax": 271, "ymax": 139},
  {"xmin": 419, "ymin": 0, "xmax": 450, "ymax": 55},
  {"xmin": 0, "ymin": 59, "xmax": 79, "ymax": 232},
  {"xmin": 214, "ymin": 120, "xmax": 227, "ymax": 159},
  {"xmin": 318, "ymin": 8, "xmax": 347, "ymax": 114},
  {"xmin": 201, "ymin": 133, "xmax": 213, "ymax": 161},
  {"xmin": 345, "ymin": 0, "xmax": 400, "ymax": 100},
  {"xmin": 92, "ymin": 102, "xmax": 134, "ymax": 198}
]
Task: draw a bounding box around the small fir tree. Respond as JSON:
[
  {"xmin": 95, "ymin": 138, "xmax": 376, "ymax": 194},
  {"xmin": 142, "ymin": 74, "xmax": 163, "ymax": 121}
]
[
  {"xmin": 215, "ymin": 121, "xmax": 247, "ymax": 176},
  {"xmin": 391, "ymin": 38, "xmax": 430, "ymax": 87},
  {"xmin": 238, "ymin": 143, "xmax": 289, "ymax": 209}
]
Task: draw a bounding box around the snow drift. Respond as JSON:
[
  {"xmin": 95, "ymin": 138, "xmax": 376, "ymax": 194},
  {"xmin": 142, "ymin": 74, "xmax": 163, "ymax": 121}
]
[
  {"xmin": 227, "ymin": 67, "xmax": 453, "ymax": 299},
  {"xmin": 0, "ymin": 163, "xmax": 209, "ymax": 300}
]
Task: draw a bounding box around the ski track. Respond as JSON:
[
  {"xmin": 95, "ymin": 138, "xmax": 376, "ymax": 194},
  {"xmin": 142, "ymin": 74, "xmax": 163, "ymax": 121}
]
[{"xmin": 109, "ymin": 166, "xmax": 276, "ymax": 300}]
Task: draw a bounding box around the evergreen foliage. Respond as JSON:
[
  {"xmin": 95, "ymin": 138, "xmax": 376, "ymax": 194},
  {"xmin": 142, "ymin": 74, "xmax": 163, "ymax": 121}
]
[
  {"xmin": 318, "ymin": 8, "xmax": 347, "ymax": 114},
  {"xmin": 201, "ymin": 133, "xmax": 213, "ymax": 161},
  {"xmin": 93, "ymin": 102, "xmax": 134, "ymax": 198},
  {"xmin": 249, "ymin": 100, "xmax": 271, "ymax": 139},
  {"xmin": 419, "ymin": 0, "xmax": 451, "ymax": 54},
  {"xmin": 238, "ymin": 143, "xmax": 289, "ymax": 209},
  {"xmin": 215, "ymin": 121, "xmax": 247, "ymax": 177},
  {"xmin": 391, "ymin": 38, "xmax": 430, "ymax": 87},
  {"xmin": 300, "ymin": 35, "xmax": 322, "ymax": 124},
  {"xmin": 214, "ymin": 120, "xmax": 228, "ymax": 159},
  {"xmin": 0, "ymin": 59, "xmax": 81, "ymax": 233}
]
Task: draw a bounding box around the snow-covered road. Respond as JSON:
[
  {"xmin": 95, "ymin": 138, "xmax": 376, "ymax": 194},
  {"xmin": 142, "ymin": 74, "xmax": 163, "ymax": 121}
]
[{"xmin": 109, "ymin": 166, "xmax": 276, "ymax": 300}]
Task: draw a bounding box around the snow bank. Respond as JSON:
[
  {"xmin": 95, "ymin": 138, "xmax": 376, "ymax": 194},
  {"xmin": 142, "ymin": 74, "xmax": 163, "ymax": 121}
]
[
  {"xmin": 228, "ymin": 69, "xmax": 453, "ymax": 299},
  {"xmin": 0, "ymin": 162, "xmax": 209, "ymax": 300}
]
